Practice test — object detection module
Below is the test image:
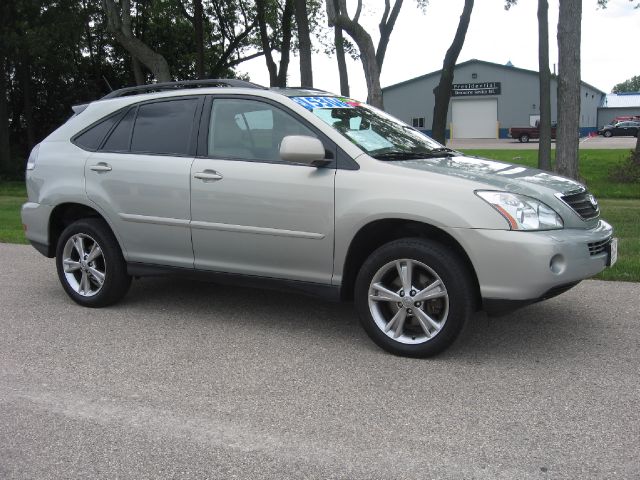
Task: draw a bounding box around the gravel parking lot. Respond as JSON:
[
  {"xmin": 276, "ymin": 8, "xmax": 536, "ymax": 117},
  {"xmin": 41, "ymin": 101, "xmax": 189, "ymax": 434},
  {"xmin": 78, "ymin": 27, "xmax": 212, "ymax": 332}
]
[
  {"xmin": 1, "ymin": 243, "xmax": 639, "ymax": 479},
  {"xmin": 447, "ymin": 135, "xmax": 638, "ymax": 150}
]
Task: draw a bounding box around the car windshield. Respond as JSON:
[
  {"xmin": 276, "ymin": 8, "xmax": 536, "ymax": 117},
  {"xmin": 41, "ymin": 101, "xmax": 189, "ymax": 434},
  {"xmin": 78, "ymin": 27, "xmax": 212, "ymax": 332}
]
[{"xmin": 291, "ymin": 96, "xmax": 450, "ymax": 160}]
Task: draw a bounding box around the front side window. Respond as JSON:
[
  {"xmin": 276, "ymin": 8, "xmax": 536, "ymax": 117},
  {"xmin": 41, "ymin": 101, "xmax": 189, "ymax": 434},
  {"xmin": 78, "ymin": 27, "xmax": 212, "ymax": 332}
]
[
  {"xmin": 130, "ymin": 98, "xmax": 199, "ymax": 156},
  {"xmin": 208, "ymin": 98, "xmax": 316, "ymax": 161},
  {"xmin": 292, "ymin": 96, "xmax": 443, "ymax": 161}
]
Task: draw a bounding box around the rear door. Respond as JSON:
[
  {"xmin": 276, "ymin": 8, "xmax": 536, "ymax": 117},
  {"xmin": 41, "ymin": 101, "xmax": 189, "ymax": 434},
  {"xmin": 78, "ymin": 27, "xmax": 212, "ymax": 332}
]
[
  {"xmin": 85, "ymin": 96, "xmax": 203, "ymax": 268},
  {"xmin": 189, "ymin": 96, "xmax": 336, "ymax": 284}
]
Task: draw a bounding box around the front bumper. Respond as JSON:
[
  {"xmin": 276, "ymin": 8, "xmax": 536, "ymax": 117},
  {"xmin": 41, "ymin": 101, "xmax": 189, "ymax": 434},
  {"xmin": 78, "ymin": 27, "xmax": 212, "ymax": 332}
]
[
  {"xmin": 448, "ymin": 220, "xmax": 614, "ymax": 305},
  {"xmin": 21, "ymin": 201, "xmax": 54, "ymax": 257}
]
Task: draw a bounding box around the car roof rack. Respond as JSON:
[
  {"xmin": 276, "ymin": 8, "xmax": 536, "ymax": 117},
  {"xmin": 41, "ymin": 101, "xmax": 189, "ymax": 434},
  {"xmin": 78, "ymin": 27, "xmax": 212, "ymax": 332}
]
[{"xmin": 101, "ymin": 79, "xmax": 266, "ymax": 99}]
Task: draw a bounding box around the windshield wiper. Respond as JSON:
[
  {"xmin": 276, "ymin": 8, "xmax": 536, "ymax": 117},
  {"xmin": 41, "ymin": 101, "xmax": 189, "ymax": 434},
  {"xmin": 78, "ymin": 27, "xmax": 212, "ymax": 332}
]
[
  {"xmin": 426, "ymin": 147, "xmax": 458, "ymax": 156},
  {"xmin": 372, "ymin": 151, "xmax": 428, "ymax": 161},
  {"xmin": 372, "ymin": 148, "xmax": 458, "ymax": 161}
]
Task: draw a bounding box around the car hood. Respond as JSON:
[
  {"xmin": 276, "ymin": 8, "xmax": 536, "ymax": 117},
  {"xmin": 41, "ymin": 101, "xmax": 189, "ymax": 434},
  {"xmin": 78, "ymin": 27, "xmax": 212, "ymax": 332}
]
[{"xmin": 393, "ymin": 154, "xmax": 585, "ymax": 196}]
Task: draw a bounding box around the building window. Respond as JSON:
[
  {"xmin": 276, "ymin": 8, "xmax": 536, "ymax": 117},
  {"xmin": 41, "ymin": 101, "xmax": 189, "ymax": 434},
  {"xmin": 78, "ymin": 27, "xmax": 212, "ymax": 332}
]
[
  {"xmin": 472, "ymin": 73, "xmax": 477, "ymax": 79},
  {"xmin": 412, "ymin": 117, "xmax": 425, "ymax": 128}
]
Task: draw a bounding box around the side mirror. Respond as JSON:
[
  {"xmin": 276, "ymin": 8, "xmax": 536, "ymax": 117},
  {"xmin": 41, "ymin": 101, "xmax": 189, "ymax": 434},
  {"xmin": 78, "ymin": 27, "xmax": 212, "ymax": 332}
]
[{"xmin": 279, "ymin": 135, "xmax": 330, "ymax": 166}]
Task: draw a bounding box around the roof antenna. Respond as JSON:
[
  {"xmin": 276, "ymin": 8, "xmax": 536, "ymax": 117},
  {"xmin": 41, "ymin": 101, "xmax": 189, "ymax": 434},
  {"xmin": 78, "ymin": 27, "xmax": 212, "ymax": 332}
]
[{"xmin": 102, "ymin": 75, "xmax": 113, "ymax": 93}]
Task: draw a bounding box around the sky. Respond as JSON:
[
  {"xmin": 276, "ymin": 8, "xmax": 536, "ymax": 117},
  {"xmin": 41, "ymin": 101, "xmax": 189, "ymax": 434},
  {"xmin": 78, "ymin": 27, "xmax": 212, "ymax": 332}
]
[{"xmin": 238, "ymin": 0, "xmax": 640, "ymax": 101}]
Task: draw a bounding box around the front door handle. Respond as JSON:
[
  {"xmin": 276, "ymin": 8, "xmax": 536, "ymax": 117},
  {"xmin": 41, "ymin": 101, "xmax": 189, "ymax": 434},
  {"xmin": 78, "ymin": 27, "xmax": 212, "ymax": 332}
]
[
  {"xmin": 194, "ymin": 170, "xmax": 223, "ymax": 181},
  {"xmin": 90, "ymin": 163, "xmax": 112, "ymax": 172}
]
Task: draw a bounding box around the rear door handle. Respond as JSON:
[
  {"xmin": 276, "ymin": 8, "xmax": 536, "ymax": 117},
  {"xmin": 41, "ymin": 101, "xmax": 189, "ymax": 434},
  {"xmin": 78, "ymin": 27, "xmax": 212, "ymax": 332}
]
[
  {"xmin": 90, "ymin": 163, "xmax": 112, "ymax": 172},
  {"xmin": 194, "ymin": 170, "xmax": 223, "ymax": 181}
]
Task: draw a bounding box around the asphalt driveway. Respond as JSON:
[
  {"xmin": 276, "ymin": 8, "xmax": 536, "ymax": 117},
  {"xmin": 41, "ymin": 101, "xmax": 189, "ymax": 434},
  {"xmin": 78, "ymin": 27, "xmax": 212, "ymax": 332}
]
[{"xmin": 1, "ymin": 243, "xmax": 639, "ymax": 479}]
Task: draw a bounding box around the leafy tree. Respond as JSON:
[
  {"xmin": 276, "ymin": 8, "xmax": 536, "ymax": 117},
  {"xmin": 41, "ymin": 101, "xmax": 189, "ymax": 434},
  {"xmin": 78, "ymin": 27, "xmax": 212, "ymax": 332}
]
[
  {"xmin": 612, "ymin": 75, "xmax": 640, "ymax": 93},
  {"xmin": 431, "ymin": 0, "xmax": 473, "ymax": 144}
]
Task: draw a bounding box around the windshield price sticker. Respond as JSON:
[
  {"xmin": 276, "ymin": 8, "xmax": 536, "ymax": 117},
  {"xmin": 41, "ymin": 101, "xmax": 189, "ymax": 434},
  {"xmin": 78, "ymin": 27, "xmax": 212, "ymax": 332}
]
[{"xmin": 292, "ymin": 96, "xmax": 353, "ymax": 110}]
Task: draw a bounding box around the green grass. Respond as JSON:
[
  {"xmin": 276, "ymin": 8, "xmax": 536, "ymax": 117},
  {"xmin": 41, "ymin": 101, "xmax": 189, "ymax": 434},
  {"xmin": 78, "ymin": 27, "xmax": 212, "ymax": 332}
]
[
  {"xmin": 595, "ymin": 199, "xmax": 640, "ymax": 282},
  {"xmin": 1, "ymin": 155, "xmax": 638, "ymax": 281},
  {"xmin": 460, "ymin": 149, "xmax": 639, "ymax": 199},
  {"xmin": 0, "ymin": 195, "xmax": 28, "ymax": 244}
]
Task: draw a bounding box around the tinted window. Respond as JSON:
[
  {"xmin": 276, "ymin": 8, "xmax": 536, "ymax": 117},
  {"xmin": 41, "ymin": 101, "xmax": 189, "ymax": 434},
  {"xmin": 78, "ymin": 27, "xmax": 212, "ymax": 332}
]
[
  {"xmin": 131, "ymin": 99, "xmax": 198, "ymax": 155},
  {"xmin": 208, "ymin": 99, "xmax": 316, "ymax": 161},
  {"xmin": 102, "ymin": 107, "xmax": 136, "ymax": 152},
  {"xmin": 74, "ymin": 112, "xmax": 122, "ymax": 150}
]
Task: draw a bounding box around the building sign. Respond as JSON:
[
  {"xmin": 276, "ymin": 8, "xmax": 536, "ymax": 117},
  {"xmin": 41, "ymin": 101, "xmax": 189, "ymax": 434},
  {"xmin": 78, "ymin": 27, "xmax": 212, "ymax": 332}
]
[{"xmin": 451, "ymin": 82, "xmax": 501, "ymax": 97}]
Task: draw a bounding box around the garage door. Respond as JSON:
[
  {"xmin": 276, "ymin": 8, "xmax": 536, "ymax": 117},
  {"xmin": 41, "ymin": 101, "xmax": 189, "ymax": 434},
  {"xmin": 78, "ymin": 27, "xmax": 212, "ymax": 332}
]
[{"xmin": 451, "ymin": 99, "xmax": 497, "ymax": 139}]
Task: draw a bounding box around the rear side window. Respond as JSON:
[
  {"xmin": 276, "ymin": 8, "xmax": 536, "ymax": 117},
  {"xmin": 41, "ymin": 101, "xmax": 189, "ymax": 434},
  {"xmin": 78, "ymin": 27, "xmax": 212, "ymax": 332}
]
[
  {"xmin": 73, "ymin": 112, "xmax": 123, "ymax": 150},
  {"xmin": 130, "ymin": 99, "xmax": 198, "ymax": 155},
  {"xmin": 102, "ymin": 107, "xmax": 136, "ymax": 152}
]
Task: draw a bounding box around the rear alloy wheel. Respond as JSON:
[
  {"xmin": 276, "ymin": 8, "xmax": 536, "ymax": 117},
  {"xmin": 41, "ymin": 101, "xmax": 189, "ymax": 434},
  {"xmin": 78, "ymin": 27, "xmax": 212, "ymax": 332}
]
[
  {"xmin": 355, "ymin": 238, "xmax": 474, "ymax": 357},
  {"xmin": 519, "ymin": 133, "xmax": 530, "ymax": 143},
  {"xmin": 603, "ymin": 130, "xmax": 612, "ymax": 138},
  {"xmin": 56, "ymin": 218, "xmax": 131, "ymax": 307}
]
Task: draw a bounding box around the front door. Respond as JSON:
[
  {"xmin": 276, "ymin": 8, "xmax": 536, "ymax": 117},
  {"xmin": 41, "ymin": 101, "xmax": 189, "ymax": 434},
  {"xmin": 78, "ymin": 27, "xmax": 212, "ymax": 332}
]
[{"xmin": 190, "ymin": 97, "xmax": 335, "ymax": 284}]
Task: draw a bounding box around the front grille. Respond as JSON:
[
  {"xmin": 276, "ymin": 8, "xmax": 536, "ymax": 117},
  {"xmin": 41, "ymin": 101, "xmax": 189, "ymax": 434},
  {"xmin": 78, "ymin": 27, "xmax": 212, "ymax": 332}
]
[
  {"xmin": 561, "ymin": 190, "xmax": 599, "ymax": 219},
  {"xmin": 588, "ymin": 237, "xmax": 611, "ymax": 256}
]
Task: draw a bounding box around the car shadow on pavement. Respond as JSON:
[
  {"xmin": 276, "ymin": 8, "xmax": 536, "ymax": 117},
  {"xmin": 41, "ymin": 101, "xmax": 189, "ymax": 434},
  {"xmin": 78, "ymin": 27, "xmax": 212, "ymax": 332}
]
[{"xmin": 118, "ymin": 276, "xmax": 587, "ymax": 360}]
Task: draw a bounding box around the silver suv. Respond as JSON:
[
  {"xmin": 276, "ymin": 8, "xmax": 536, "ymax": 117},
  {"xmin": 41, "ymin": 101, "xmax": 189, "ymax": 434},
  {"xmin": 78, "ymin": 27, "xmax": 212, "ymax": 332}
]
[{"xmin": 21, "ymin": 80, "xmax": 617, "ymax": 357}]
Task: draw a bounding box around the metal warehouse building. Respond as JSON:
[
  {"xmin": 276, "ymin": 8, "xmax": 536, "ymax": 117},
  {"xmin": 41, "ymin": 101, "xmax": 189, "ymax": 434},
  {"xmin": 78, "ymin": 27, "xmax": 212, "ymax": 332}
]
[
  {"xmin": 382, "ymin": 59, "xmax": 605, "ymax": 139},
  {"xmin": 597, "ymin": 92, "xmax": 640, "ymax": 127}
]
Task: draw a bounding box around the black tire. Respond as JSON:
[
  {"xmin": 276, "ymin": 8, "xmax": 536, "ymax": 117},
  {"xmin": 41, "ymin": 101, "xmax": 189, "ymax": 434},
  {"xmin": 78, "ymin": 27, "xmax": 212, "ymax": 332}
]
[
  {"xmin": 354, "ymin": 238, "xmax": 474, "ymax": 358},
  {"xmin": 603, "ymin": 130, "xmax": 612, "ymax": 138},
  {"xmin": 520, "ymin": 133, "xmax": 530, "ymax": 143},
  {"xmin": 55, "ymin": 218, "xmax": 131, "ymax": 307}
]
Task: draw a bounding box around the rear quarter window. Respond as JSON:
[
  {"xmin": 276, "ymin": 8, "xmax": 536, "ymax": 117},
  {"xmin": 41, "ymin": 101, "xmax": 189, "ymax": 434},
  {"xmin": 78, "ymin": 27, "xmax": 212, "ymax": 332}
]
[{"xmin": 73, "ymin": 111, "xmax": 124, "ymax": 150}]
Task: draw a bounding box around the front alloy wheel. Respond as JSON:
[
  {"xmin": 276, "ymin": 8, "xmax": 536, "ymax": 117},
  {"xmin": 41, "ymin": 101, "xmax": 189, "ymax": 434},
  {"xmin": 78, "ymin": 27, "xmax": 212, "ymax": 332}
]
[
  {"xmin": 368, "ymin": 259, "xmax": 449, "ymax": 344},
  {"xmin": 355, "ymin": 238, "xmax": 474, "ymax": 357}
]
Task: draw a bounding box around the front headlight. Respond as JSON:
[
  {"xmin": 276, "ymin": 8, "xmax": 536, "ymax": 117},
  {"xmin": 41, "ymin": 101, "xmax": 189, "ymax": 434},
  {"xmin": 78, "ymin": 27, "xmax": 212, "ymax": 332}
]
[{"xmin": 476, "ymin": 191, "xmax": 563, "ymax": 231}]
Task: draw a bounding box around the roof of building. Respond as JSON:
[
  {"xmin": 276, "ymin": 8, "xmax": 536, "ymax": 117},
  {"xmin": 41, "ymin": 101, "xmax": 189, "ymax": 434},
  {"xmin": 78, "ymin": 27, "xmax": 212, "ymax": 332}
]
[
  {"xmin": 601, "ymin": 92, "xmax": 640, "ymax": 109},
  {"xmin": 381, "ymin": 59, "xmax": 605, "ymax": 95}
]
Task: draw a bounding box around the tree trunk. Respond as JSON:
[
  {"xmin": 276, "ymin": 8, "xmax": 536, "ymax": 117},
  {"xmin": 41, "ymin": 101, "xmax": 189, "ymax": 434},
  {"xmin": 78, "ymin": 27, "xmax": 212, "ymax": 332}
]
[
  {"xmin": 375, "ymin": 0, "xmax": 403, "ymax": 71},
  {"xmin": 276, "ymin": 0, "xmax": 295, "ymax": 87},
  {"xmin": 294, "ymin": 0, "xmax": 313, "ymax": 87},
  {"xmin": 334, "ymin": 24, "xmax": 349, "ymax": 96},
  {"xmin": 332, "ymin": 0, "xmax": 349, "ymax": 96},
  {"xmin": 0, "ymin": 54, "xmax": 10, "ymax": 173},
  {"xmin": 256, "ymin": 0, "xmax": 278, "ymax": 86},
  {"xmin": 431, "ymin": 0, "xmax": 473, "ymax": 143},
  {"xmin": 22, "ymin": 61, "xmax": 35, "ymax": 151},
  {"xmin": 537, "ymin": 0, "xmax": 552, "ymax": 171},
  {"xmin": 132, "ymin": 56, "xmax": 144, "ymax": 85},
  {"xmin": 326, "ymin": 0, "xmax": 384, "ymax": 108},
  {"xmin": 555, "ymin": 0, "xmax": 581, "ymax": 180},
  {"xmin": 634, "ymin": 128, "xmax": 640, "ymax": 165},
  {"xmin": 193, "ymin": 0, "xmax": 205, "ymax": 79},
  {"xmin": 102, "ymin": 0, "xmax": 171, "ymax": 83}
]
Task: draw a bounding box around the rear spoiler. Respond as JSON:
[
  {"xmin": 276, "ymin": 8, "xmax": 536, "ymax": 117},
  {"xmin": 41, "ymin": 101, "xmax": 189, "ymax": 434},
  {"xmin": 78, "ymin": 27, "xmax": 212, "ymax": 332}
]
[{"xmin": 71, "ymin": 103, "xmax": 90, "ymax": 116}]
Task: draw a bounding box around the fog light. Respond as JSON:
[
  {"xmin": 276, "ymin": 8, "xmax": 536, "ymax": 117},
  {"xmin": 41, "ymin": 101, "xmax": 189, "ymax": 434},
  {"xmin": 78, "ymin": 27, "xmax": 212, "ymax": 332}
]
[{"xmin": 550, "ymin": 254, "xmax": 566, "ymax": 275}]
